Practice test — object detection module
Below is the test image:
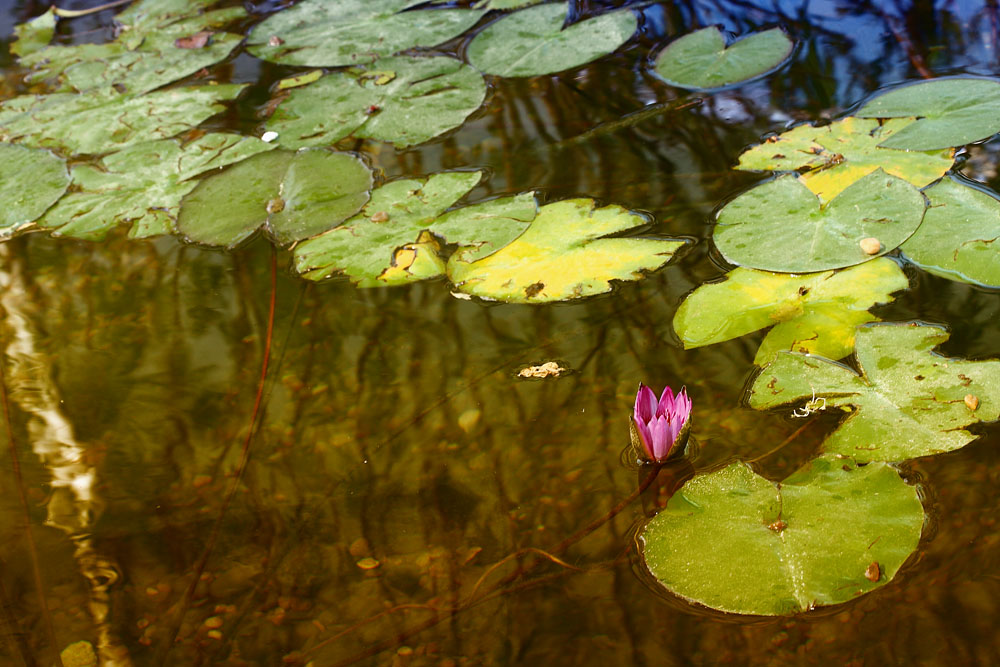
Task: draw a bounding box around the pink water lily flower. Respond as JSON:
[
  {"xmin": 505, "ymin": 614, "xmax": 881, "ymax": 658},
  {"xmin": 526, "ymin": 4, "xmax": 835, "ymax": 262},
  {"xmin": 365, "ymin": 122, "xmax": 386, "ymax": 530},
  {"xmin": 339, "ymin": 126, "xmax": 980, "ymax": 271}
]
[{"xmin": 630, "ymin": 383, "xmax": 692, "ymax": 462}]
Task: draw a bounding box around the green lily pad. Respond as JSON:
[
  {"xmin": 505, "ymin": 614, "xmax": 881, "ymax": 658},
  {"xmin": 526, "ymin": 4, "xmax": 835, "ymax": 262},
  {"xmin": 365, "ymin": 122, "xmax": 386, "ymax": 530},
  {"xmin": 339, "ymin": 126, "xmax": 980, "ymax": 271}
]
[
  {"xmin": 19, "ymin": 2, "xmax": 245, "ymax": 95},
  {"xmin": 641, "ymin": 456, "xmax": 923, "ymax": 616},
  {"xmin": 265, "ymin": 56, "xmax": 486, "ymax": 149},
  {"xmin": 293, "ymin": 171, "xmax": 538, "ymax": 286},
  {"xmin": 177, "ymin": 149, "xmax": 373, "ymax": 248},
  {"xmin": 38, "ymin": 134, "xmax": 274, "ymax": 241},
  {"xmin": 749, "ymin": 323, "xmax": 1000, "ymax": 463},
  {"xmin": 465, "ymin": 3, "xmax": 637, "ymax": 78},
  {"xmin": 447, "ymin": 199, "xmax": 684, "ymax": 303},
  {"xmin": 713, "ymin": 170, "xmax": 926, "ymax": 272},
  {"xmin": 247, "ymin": 0, "xmax": 486, "ymax": 67},
  {"xmin": 11, "ymin": 7, "xmax": 56, "ymax": 58},
  {"xmin": 0, "ymin": 144, "xmax": 70, "ymax": 239},
  {"xmin": 0, "ymin": 84, "xmax": 245, "ymax": 156},
  {"xmin": 899, "ymin": 177, "xmax": 1000, "ymax": 288},
  {"xmin": 673, "ymin": 258, "xmax": 909, "ymax": 366},
  {"xmin": 737, "ymin": 117, "xmax": 954, "ymax": 201},
  {"xmin": 652, "ymin": 26, "xmax": 793, "ymax": 91},
  {"xmin": 856, "ymin": 77, "xmax": 1000, "ymax": 151}
]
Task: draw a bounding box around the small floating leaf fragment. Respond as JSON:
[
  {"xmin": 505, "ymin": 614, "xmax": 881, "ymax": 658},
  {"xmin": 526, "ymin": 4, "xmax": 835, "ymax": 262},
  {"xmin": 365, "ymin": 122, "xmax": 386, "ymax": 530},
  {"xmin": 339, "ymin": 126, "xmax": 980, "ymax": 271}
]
[
  {"xmin": 965, "ymin": 394, "xmax": 979, "ymax": 411},
  {"xmin": 860, "ymin": 237, "xmax": 882, "ymax": 255},
  {"xmin": 356, "ymin": 557, "xmax": 380, "ymax": 570},
  {"xmin": 518, "ymin": 361, "xmax": 565, "ymax": 378}
]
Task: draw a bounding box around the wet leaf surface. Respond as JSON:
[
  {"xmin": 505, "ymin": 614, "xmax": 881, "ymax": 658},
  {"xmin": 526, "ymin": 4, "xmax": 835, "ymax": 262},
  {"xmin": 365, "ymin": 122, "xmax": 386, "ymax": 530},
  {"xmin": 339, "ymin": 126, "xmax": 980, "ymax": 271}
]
[
  {"xmin": 247, "ymin": 0, "xmax": 486, "ymax": 67},
  {"xmin": 177, "ymin": 148, "xmax": 373, "ymax": 247},
  {"xmin": 653, "ymin": 26, "xmax": 793, "ymax": 91},
  {"xmin": 265, "ymin": 56, "xmax": 486, "ymax": 149},
  {"xmin": 642, "ymin": 456, "xmax": 923, "ymax": 616},
  {"xmin": 447, "ymin": 199, "xmax": 684, "ymax": 303},
  {"xmin": 713, "ymin": 170, "xmax": 925, "ymax": 272},
  {"xmin": 857, "ymin": 77, "xmax": 1000, "ymax": 150},
  {"xmin": 749, "ymin": 323, "xmax": 1000, "ymax": 462},
  {"xmin": 10, "ymin": 6, "xmax": 55, "ymax": 58},
  {"xmin": 0, "ymin": 144, "xmax": 69, "ymax": 238},
  {"xmin": 900, "ymin": 176, "xmax": 1000, "ymax": 288},
  {"xmin": 465, "ymin": 2, "xmax": 637, "ymax": 77},
  {"xmin": 39, "ymin": 134, "xmax": 273, "ymax": 240},
  {"xmin": 293, "ymin": 171, "xmax": 537, "ymax": 285},
  {"xmin": 0, "ymin": 84, "xmax": 245, "ymax": 156},
  {"xmin": 18, "ymin": 1, "xmax": 245, "ymax": 95},
  {"xmin": 673, "ymin": 259, "xmax": 909, "ymax": 366},
  {"xmin": 737, "ymin": 117, "xmax": 954, "ymax": 201}
]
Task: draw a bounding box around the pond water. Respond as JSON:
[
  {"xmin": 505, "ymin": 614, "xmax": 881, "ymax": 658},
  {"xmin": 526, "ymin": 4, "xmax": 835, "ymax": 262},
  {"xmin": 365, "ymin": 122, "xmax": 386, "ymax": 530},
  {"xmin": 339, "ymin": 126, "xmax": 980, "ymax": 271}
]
[{"xmin": 1, "ymin": 0, "xmax": 1000, "ymax": 665}]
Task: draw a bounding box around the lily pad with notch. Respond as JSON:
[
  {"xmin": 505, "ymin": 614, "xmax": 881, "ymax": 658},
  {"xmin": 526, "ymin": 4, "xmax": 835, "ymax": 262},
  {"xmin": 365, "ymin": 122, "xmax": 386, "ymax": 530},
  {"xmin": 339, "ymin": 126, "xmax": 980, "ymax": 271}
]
[
  {"xmin": 713, "ymin": 170, "xmax": 926, "ymax": 273},
  {"xmin": 641, "ymin": 456, "xmax": 923, "ymax": 616},
  {"xmin": 265, "ymin": 56, "xmax": 486, "ymax": 149},
  {"xmin": 38, "ymin": 134, "xmax": 274, "ymax": 240},
  {"xmin": 176, "ymin": 148, "xmax": 374, "ymax": 248},
  {"xmin": 293, "ymin": 171, "xmax": 538, "ymax": 286},
  {"xmin": 465, "ymin": 2, "xmax": 638, "ymax": 78},
  {"xmin": 247, "ymin": 0, "xmax": 486, "ymax": 67},
  {"xmin": 749, "ymin": 323, "xmax": 1000, "ymax": 463},
  {"xmin": 652, "ymin": 26, "xmax": 793, "ymax": 91},
  {"xmin": 856, "ymin": 77, "xmax": 1000, "ymax": 151},
  {"xmin": 673, "ymin": 258, "xmax": 909, "ymax": 366},
  {"xmin": 736, "ymin": 117, "xmax": 954, "ymax": 202},
  {"xmin": 899, "ymin": 176, "xmax": 1000, "ymax": 289},
  {"xmin": 447, "ymin": 199, "xmax": 685, "ymax": 303}
]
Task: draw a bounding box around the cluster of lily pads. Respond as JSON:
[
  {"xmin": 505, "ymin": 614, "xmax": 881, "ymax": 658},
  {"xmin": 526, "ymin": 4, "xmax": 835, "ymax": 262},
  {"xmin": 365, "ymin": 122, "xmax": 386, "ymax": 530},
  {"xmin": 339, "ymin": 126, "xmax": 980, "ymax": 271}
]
[
  {"xmin": 0, "ymin": 0, "xmax": 797, "ymax": 302},
  {"xmin": 643, "ymin": 77, "xmax": 1000, "ymax": 615},
  {"xmin": 4, "ymin": 0, "xmax": 999, "ymax": 622}
]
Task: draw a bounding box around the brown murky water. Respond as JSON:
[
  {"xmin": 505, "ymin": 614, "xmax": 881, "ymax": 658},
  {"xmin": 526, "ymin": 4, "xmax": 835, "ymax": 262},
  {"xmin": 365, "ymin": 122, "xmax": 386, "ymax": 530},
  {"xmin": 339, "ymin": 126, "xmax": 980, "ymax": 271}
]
[{"xmin": 1, "ymin": 1, "xmax": 1000, "ymax": 665}]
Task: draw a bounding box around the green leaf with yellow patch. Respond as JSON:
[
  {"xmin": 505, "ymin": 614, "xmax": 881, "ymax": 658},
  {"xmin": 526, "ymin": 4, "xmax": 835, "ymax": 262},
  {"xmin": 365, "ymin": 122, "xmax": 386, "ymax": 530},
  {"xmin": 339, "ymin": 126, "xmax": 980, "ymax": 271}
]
[
  {"xmin": 737, "ymin": 117, "xmax": 954, "ymax": 201},
  {"xmin": 673, "ymin": 259, "xmax": 908, "ymax": 366},
  {"xmin": 447, "ymin": 199, "xmax": 685, "ymax": 303}
]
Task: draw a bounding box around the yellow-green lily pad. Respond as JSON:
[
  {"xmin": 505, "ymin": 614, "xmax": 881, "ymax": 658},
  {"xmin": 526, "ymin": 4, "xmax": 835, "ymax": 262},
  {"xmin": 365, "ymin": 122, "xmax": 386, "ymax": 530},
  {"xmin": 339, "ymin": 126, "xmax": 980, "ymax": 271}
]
[{"xmin": 447, "ymin": 199, "xmax": 685, "ymax": 303}]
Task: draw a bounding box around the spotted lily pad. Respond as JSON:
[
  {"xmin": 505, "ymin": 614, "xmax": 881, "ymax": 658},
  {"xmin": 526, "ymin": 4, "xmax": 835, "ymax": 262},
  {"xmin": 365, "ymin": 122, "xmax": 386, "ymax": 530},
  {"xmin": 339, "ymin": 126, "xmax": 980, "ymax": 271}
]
[
  {"xmin": 713, "ymin": 170, "xmax": 925, "ymax": 272},
  {"xmin": 653, "ymin": 26, "xmax": 793, "ymax": 91},
  {"xmin": 641, "ymin": 456, "xmax": 923, "ymax": 616},
  {"xmin": 177, "ymin": 149, "xmax": 373, "ymax": 247},
  {"xmin": 673, "ymin": 258, "xmax": 908, "ymax": 366},
  {"xmin": 736, "ymin": 117, "xmax": 954, "ymax": 201},
  {"xmin": 447, "ymin": 199, "xmax": 684, "ymax": 303},
  {"xmin": 37, "ymin": 134, "xmax": 273, "ymax": 241},
  {"xmin": 265, "ymin": 56, "xmax": 486, "ymax": 149},
  {"xmin": 856, "ymin": 77, "xmax": 1000, "ymax": 151},
  {"xmin": 293, "ymin": 171, "xmax": 538, "ymax": 286},
  {"xmin": 899, "ymin": 176, "xmax": 1000, "ymax": 288},
  {"xmin": 0, "ymin": 84, "xmax": 245, "ymax": 156},
  {"xmin": 247, "ymin": 0, "xmax": 486, "ymax": 67},
  {"xmin": 749, "ymin": 323, "xmax": 1000, "ymax": 463},
  {"xmin": 0, "ymin": 144, "xmax": 69, "ymax": 239},
  {"xmin": 18, "ymin": 2, "xmax": 246, "ymax": 95},
  {"xmin": 465, "ymin": 2, "xmax": 637, "ymax": 77}
]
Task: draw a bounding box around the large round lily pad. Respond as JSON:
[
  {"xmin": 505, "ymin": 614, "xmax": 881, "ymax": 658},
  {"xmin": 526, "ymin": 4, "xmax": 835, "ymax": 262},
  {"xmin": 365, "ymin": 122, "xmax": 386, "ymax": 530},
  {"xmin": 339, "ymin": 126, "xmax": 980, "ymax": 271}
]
[
  {"xmin": 641, "ymin": 456, "xmax": 924, "ymax": 616},
  {"xmin": 465, "ymin": 2, "xmax": 637, "ymax": 77},
  {"xmin": 653, "ymin": 26, "xmax": 793, "ymax": 91},
  {"xmin": 447, "ymin": 199, "xmax": 685, "ymax": 303},
  {"xmin": 177, "ymin": 149, "xmax": 373, "ymax": 248},
  {"xmin": 900, "ymin": 176, "xmax": 1000, "ymax": 288},
  {"xmin": 749, "ymin": 323, "xmax": 1000, "ymax": 463},
  {"xmin": 856, "ymin": 77, "xmax": 1000, "ymax": 151},
  {"xmin": 713, "ymin": 170, "xmax": 926, "ymax": 272},
  {"xmin": 247, "ymin": 0, "xmax": 485, "ymax": 67},
  {"xmin": 265, "ymin": 56, "xmax": 486, "ymax": 149}
]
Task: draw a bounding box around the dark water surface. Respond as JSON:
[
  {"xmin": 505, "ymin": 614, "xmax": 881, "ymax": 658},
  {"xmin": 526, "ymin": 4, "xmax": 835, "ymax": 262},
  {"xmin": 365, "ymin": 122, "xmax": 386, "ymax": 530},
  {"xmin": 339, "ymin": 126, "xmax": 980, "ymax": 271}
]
[{"xmin": 1, "ymin": 0, "xmax": 1000, "ymax": 664}]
